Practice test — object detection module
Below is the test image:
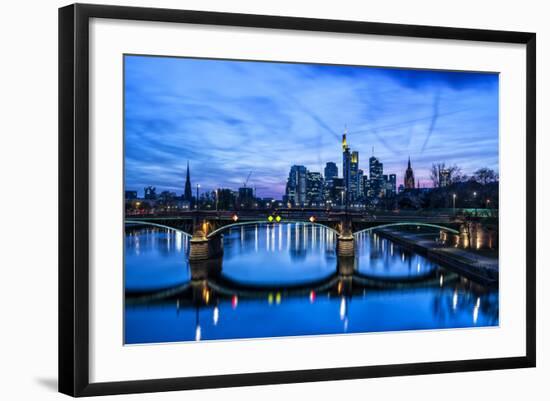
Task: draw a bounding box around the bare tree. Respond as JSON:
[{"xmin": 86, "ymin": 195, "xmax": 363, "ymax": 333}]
[
  {"xmin": 430, "ymin": 163, "xmax": 445, "ymax": 187},
  {"xmin": 473, "ymin": 168, "xmax": 499, "ymax": 185},
  {"xmin": 430, "ymin": 163, "xmax": 465, "ymax": 187}
]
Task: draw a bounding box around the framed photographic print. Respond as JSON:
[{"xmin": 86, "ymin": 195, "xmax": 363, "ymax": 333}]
[{"xmin": 59, "ymin": 3, "xmax": 536, "ymax": 397}]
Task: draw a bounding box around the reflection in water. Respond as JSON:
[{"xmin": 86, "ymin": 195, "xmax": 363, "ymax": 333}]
[
  {"xmin": 124, "ymin": 223, "xmax": 498, "ymax": 344},
  {"xmin": 125, "ymin": 226, "xmax": 190, "ymax": 292},
  {"xmin": 221, "ymin": 223, "xmax": 336, "ymax": 286},
  {"xmin": 355, "ymin": 232, "xmax": 438, "ymax": 279}
]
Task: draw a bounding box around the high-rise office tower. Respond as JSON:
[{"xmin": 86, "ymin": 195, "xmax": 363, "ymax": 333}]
[{"xmin": 285, "ymin": 165, "xmax": 308, "ymax": 206}]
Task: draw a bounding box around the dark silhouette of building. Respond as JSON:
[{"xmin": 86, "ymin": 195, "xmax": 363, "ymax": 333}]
[
  {"xmin": 237, "ymin": 187, "xmax": 254, "ymax": 208},
  {"xmin": 324, "ymin": 162, "xmax": 338, "ymax": 183},
  {"xmin": 144, "ymin": 186, "xmax": 157, "ymax": 200},
  {"xmin": 388, "ymin": 174, "xmax": 397, "ymax": 197},
  {"xmin": 342, "ymin": 131, "xmax": 361, "ymax": 201},
  {"xmin": 324, "ymin": 161, "xmax": 338, "ymax": 202},
  {"xmin": 358, "ymin": 169, "xmax": 364, "ymax": 198},
  {"xmin": 285, "ymin": 165, "xmax": 307, "ymax": 206},
  {"xmin": 330, "ymin": 178, "xmax": 346, "ymax": 206},
  {"xmin": 368, "ymin": 155, "xmax": 384, "ymax": 197},
  {"xmin": 125, "ymin": 190, "xmax": 137, "ymax": 200},
  {"xmin": 306, "ymin": 171, "xmax": 324, "ymax": 204},
  {"xmin": 183, "ymin": 161, "xmax": 193, "ymax": 202},
  {"xmin": 404, "ymin": 157, "xmax": 415, "ymax": 189},
  {"xmin": 216, "ymin": 188, "xmax": 236, "ymax": 210},
  {"xmin": 342, "ymin": 132, "xmax": 351, "ymax": 203}
]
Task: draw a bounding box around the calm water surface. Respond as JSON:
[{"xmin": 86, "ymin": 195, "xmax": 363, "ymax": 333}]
[{"xmin": 125, "ymin": 223, "xmax": 498, "ymax": 344}]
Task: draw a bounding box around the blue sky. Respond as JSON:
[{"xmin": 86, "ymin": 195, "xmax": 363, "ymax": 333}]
[{"xmin": 124, "ymin": 55, "xmax": 499, "ymax": 199}]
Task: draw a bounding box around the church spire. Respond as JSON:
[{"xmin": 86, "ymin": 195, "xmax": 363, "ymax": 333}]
[
  {"xmin": 404, "ymin": 156, "xmax": 415, "ymax": 190},
  {"xmin": 184, "ymin": 161, "xmax": 193, "ymax": 201}
]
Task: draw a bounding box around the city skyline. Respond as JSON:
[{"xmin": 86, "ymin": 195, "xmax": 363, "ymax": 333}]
[{"xmin": 125, "ymin": 55, "xmax": 499, "ymax": 198}]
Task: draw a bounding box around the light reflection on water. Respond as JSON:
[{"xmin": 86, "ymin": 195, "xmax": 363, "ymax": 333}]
[
  {"xmin": 355, "ymin": 231, "xmax": 438, "ymax": 278},
  {"xmin": 125, "ymin": 226, "xmax": 190, "ymax": 292},
  {"xmin": 124, "ymin": 223, "xmax": 499, "ymax": 344},
  {"xmin": 221, "ymin": 223, "xmax": 337, "ymax": 286}
]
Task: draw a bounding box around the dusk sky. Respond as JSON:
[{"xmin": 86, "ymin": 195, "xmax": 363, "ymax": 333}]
[{"xmin": 124, "ymin": 55, "xmax": 499, "ymax": 199}]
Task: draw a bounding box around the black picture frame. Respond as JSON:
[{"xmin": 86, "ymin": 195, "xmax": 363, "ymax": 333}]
[{"xmin": 59, "ymin": 3, "xmax": 536, "ymax": 397}]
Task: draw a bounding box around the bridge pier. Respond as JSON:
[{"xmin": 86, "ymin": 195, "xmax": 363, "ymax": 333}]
[
  {"xmin": 189, "ymin": 257, "xmax": 222, "ymax": 281},
  {"xmin": 189, "ymin": 231, "xmax": 224, "ymax": 261},
  {"xmin": 337, "ymin": 255, "xmax": 355, "ymax": 276},
  {"xmin": 337, "ymin": 235, "xmax": 355, "ymax": 257}
]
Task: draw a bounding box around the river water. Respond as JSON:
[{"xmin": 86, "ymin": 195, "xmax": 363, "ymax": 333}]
[{"xmin": 125, "ymin": 223, "xmax": 498, "ymax": 344}]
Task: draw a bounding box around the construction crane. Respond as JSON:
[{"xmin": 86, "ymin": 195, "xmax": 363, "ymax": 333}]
[{"xmin": 243, "ymin": 171, "xmax": 253, "ymax": 188}]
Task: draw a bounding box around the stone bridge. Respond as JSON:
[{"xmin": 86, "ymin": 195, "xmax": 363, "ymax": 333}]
[{"xmin": 126, "ymin": 209, "xmax": 460, "ymax": 261}]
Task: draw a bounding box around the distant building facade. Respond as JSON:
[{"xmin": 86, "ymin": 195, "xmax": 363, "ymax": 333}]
[
  {"xmin": 324, "ymin": 162, "xmax": 338, "ymax": 183},
  {"xmin": 238, "ymin": 187, "xmax": 254, "ymax": 208},
  {"xmin": 125, "ymin": 190, "xmax": 137, "ymax": 200},
  {"xmin": 306, "ymin": 171, "xmax": 324, "ymax": 205},
  {"xmin": 368, "ymin": 156, "xmax": 384, "ymax": 197},
  {"xmin": 144, "ymin": 186, "xmax": 157, "ymax": 200},
  {"xmin": 285, "ymin": 165, "xmax": 308, "ymax": 206},
  {"xmin": 342, "ymin": 132, "xmax": 362, "ymax": 202}
]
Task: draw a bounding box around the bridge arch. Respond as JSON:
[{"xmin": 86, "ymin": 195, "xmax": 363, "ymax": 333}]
[
  {"xmin": 125, "ymin": 220, "xmax": 192, "ymax": 237},
  {"xmin": 353, "ymin": 222, "xmax": 459, "ymax": 236},
  {"xmin": 207, "ymin": 220, "xmax": 340, "ymax": 238}
]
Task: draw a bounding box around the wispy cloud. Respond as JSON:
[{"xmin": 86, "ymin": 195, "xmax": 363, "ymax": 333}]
[{"xmin": 124, "ymin": 56, "xmax": 498, "ymax": 197}]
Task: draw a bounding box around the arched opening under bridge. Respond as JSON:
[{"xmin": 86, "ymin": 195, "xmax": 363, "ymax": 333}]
[
  {"xmin": 125, "ymin": 220, "xmax": 193, "ymax": 237},
  {"xmin": 353, "ymin": 222, "xmax": 459, "ymax": 236},
  {"xmin": 207, "ymin": 220, "xmax": 340, "ymax": 238}
]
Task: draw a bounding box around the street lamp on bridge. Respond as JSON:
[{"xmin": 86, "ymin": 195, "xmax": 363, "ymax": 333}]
[
  {"xmin": 452, "ymin": 193, "xmax": 457, "ymax": 214},
  {"xmin": 196, "ymin": 184, "xmax": 200, "ymax": 210}
]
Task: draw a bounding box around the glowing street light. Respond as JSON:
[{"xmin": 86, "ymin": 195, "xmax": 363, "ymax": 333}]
[
  {"xmin": 196, "ymin": 184, "xmax": 201, "ymax": 209},
  {"xmin": 452, "ymin": 193, "xmax": 457, "ymax": 214},
  {"xmin": 232, "ymin": 214, "xmax": 239, "ymax": 222}
]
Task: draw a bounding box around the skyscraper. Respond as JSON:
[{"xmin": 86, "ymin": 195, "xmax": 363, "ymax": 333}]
[
  {"xmin": 324, "ymin": 161, "xmax": 338, "ymax": 202},
  {"xmin": 183, "ymin": 161, "xmax": 193, "ymax": 202},
  {"xmin": 324, "ymin": 162, "xmax": 338, "ymax": 183},
  {"xmin": 368, "ymin": 155, "xmax": 384, "ymax": 197},
  {"xmin": 357, "ymin": 169, "xmax": 364, "ymax": 198},
  {"xmin": 362, "ymin": 175, "xmax": 370, "ymax": 198},
  {"xmin": 285, "ymin": 165, "xmax": 308, "ymax": 206},
  {"xmin": 350, "ymin": 151, "xmax": 360, "ymax": 199},
  {"xmin": 388, "ymin": 174, "xmax": 397, "ymax": 197},
  {"xmin": 404, "ymin": 157, "xmax": 415, "ymax": 189},
  {"xmin": 331, "ymin": 178, "xmax": 345, "ymax": 206},
  {"xmin": 342, "ymin": 131, "xmax": 361, "ymax": 202},
  {"xmin": 342, "ymin": 132, "xmax": 352, "ymax": 203},
  {"xmin": 306, "ymin": 171, "xmax": 324, "ymax": 205}
]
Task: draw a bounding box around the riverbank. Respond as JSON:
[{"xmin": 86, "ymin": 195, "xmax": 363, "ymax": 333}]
[{"xmin": 375, "ymin": 228, "xmax": 498, "ymax": 286}]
